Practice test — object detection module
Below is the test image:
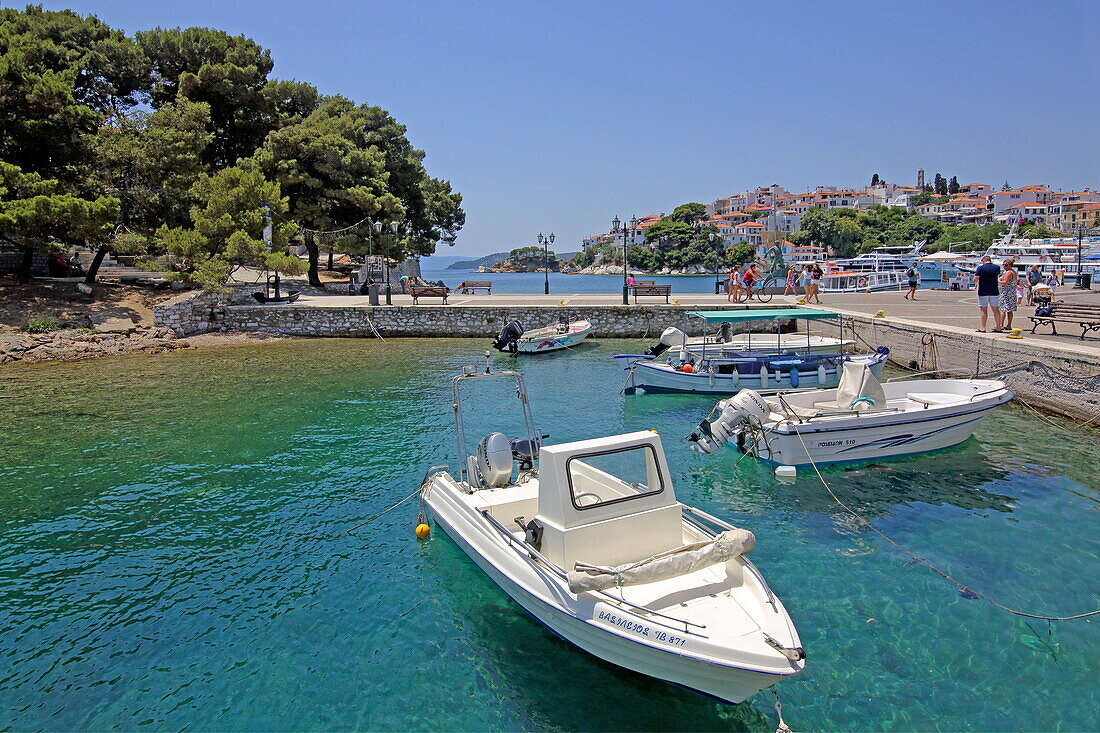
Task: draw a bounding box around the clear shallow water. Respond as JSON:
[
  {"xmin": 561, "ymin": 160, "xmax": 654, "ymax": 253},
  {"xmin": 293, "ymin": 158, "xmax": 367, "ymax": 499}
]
[{"xmin": 0, "ymin": 339, "xmax": 1097, "ymax": 731}]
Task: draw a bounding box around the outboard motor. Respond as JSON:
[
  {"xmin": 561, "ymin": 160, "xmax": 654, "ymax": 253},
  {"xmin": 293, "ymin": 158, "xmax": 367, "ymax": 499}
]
[
  {"xmin": 474, "ymin": 432, "xmax": 513, "ymax": 487},
  {"xmin": 688, "ymin": 390, "xmax": 769, "ymax": 454},
  {"xmin": 644, "ymin": 326, "xmax": 687, "ymax": 357},
  {"xmin": 492, "ymin": 320, "xmax": 525, "ymax": 353}
]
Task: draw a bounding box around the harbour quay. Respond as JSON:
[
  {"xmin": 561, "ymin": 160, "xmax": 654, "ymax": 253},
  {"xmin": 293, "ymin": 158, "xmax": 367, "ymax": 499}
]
[{"xmin": 154, "ymin": 285, "xmax": 1100, "ymax": 423}]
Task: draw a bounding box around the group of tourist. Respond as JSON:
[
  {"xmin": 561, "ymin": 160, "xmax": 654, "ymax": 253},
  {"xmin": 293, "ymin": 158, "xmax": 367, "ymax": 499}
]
[
  {"xmin": 778, "ymin": 264, "xmax": 824, "ymax": 303},
  {"xmin": 974, "ymin": 257, "xmax": 1055, "ymax": 333}
]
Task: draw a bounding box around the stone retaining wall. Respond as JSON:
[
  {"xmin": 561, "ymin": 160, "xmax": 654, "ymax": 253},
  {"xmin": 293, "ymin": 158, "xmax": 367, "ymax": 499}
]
[
  {"xmin": 210, "ymin": 304, "xmax": 761, "ymax": 338},
  {"xmin": 835, "ymin": 313, "xmax": 1100, "ymax": 422}
]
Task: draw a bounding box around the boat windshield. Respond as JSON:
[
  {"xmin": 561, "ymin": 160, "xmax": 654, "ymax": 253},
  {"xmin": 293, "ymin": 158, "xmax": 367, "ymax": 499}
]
[{"xmin": 566, "ymin": 444, "xmax": 665, "ymax": 511}]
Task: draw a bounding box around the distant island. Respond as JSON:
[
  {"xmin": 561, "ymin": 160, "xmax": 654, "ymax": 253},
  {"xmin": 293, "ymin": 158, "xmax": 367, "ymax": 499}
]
[{"xmin": 446, "ymin": 252, "xmax": 510, "ymax": 270}]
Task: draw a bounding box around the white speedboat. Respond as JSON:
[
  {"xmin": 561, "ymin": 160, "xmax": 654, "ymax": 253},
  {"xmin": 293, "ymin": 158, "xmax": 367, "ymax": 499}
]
[
  {"xmin": 492, "ymin": 318, "xmax": 592, "ymax": 354},
  {"xmin": 689, "ymin": 362, "xmax": 1012, "ymax": 467},
  {"xmin": 419, "ymin": 367, "xmax": 805, "ymax": 704}
]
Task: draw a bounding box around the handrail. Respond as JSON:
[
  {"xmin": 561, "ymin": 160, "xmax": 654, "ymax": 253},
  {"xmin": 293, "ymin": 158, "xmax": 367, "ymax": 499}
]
[
  {"xmin": 886, "ymin": 369, "xmax": 973, "ymax": 381},
  {"xmin": 479, "ymin": 509, "xmax": 707, "ymax": 634},
  {"xmin": 969, "ymin": 382, "xmax": 1010, "ymax": 402}
]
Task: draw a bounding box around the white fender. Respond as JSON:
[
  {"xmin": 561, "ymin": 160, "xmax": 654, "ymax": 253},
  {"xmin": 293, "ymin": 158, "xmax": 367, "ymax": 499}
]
[{"xmin": 817, "ymin": 364, "xmax": 827, "ymax": 386}]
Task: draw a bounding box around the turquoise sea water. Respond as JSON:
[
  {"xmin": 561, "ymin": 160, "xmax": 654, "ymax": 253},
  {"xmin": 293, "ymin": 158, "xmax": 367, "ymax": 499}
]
[{"xmin": 1, "ymin": 339, "xmax": 1097, "ymax": 731}]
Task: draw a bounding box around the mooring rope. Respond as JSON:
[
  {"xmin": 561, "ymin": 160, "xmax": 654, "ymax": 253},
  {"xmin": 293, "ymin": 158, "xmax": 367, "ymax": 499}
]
[
  {"xmin": 790, "ymin": 428, "xmax": 1100, "ymax": 621},
  {"xmin": 305, "ymin": 485, "xmax": 424, "ymax": 540}
]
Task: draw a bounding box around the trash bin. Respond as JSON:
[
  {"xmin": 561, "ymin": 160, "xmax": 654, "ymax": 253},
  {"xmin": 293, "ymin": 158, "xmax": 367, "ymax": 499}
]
[
  {"xmin": 367, "ymin": 283, "xmax": 380, "ymax": 305},
  {"xmin": 1079, "ymin": 272, "xmax": 1093, "ymax": 290}
]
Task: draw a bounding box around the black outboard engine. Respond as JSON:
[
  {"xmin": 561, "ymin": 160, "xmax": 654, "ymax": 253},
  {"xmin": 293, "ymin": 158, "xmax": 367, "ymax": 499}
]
[
  {"xmin": 492, "ymin": 320, "xmax": 524, "ymax": 353},
  {"xmin": 643, "ymin": 326, "xmax": 687, "ymax": 357}
]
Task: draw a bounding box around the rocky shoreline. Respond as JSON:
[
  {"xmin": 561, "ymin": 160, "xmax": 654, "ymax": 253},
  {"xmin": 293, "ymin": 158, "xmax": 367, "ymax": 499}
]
[{"xmin": 576, "ymin": 263, "xmax": 715, "ymax": 276}]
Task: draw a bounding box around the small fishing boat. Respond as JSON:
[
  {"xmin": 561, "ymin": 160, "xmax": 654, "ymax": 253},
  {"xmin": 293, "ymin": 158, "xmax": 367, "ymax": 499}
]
[
  {"xmin": 623, "ymin": 309, "xmax": 888, "ymax": 395},
  {"xmin": 418, "ymin": 366, "xmax": 805, "ymax": 704},
  {"xmin": 689, "ymin": 362, "xmax": 1012, "ymax": 467},
  {"xmin": 643, "ymin": 326, "xmax": 853, "ymax": 357},
  {"xmin": 492, "ymin": 318, "xmax": 592, "ymax": 354}
]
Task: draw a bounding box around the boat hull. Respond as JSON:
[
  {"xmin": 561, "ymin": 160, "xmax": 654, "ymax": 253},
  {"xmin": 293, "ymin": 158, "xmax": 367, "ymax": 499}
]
[
  {"xmin": 423, "ymin": 480, "xmax": 802, "ymax": 704},
  {"xmin": 510, "ymin": 321, "xmax": 593, "ymax": 353},
  {"xmin": 629, "ymin": 353, "xmax": 887, "ymax": 395}
]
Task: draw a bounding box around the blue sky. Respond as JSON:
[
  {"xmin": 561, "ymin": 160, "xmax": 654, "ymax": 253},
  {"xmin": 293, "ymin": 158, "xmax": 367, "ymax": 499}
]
[{"xmin": 42, "ymin": 0, "xmax": 1100, "ymax": 256}]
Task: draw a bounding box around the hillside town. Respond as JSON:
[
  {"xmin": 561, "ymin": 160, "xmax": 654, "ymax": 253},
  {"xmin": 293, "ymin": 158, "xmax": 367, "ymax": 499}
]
[{"xmin": 581, "ymin": 171, "xmax": 1100, "ymax": 263}]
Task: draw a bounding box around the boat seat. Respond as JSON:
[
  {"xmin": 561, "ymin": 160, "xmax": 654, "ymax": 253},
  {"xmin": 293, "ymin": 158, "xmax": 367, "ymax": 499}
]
[{"xmin": 907, "ymin": 392, "xmax": 961, "ymax": 407}]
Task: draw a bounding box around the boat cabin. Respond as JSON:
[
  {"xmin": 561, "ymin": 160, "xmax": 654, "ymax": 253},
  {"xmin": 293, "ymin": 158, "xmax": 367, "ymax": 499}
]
[{"xmin": 533, "ymin": 431, "xmax": 684, "ymax": 569}]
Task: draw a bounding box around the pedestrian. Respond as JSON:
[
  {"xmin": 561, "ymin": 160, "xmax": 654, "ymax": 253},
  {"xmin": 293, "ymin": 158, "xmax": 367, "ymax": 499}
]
[
  {"xmin": 903, "ymin": 264, "xmax": 919, "ymax": 300},
  {"xmin": 800, "ymin": 265, "xmax": 813, "ymax": 300},
  {"xmin": 725, "ymin": 267, "xmax": 738, "ymax": 302},
  {"xmin": 741, "ymin": 263, "xmax": 758, "ymax": 301},
  {"xmin": 627, "ymin": 273, "xmax": 635, "ymax": 288},
  {"xmin": 783, "ymin": 265, "xmax": 798, "ymax": 296},
  {"xmin": 1025, "ymin": 264, "xmax": 1042, "ymax": 305},
  {"xmin": 974, "ymin": 255, "xmax": 1001, "ymax": 333},
  {"xmin": 997, "ymin": 259, "xmax": 1018, "ymax": 331},
  {"xmin": 808, "ymin": 264, "xmax": 823, "ymax": 304}
]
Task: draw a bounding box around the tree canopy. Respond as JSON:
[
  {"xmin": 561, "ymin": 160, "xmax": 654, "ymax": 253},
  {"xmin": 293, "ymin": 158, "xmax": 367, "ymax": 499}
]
[{"xmin": 0, "ymin": 5, "xmax": 465, "ymax": 286}]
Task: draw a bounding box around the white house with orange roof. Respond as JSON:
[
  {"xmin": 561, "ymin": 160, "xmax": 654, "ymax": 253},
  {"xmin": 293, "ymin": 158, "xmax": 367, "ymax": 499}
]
[
  {"xmin": 989, "ymin": 189, "xmax": 1043, "ymax": 215},
  {"xmin": 962, "ymin": 183, "xmax": 992, "ymax": 197}
]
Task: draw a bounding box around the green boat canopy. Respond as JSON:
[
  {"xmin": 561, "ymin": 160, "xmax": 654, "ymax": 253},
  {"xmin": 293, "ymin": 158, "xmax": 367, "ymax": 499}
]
[{"xmin": 687, "ymin": 308, "xmax": 839, "ymax": 323}]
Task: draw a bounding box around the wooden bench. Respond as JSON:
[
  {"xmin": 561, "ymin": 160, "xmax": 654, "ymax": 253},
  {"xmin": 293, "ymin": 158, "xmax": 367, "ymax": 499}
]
[
  {"xmin": 631, "ymin": 283, "xmax": 671, "ymax": 303},
  {"xmin": 409, "ymin": 285, "xmax": 449, "ymax": 304},
  {"xmin": 456, "ymin": 280, "xmax": 492, "ymax": 294},
  {"xmin": 1030, "ymin": 301, "xmax": 1100, "ymax": 340}
]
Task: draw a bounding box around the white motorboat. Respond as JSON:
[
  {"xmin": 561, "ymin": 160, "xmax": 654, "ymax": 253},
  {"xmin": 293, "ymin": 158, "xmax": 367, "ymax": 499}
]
[
  {"xmin": 689, "ymin": 362, "xmax": 1012, "ymax": 467},
  {"xmin": 419, "ymin": 366, "xmax": 805, "ymax": 704},
  {"xmin": 492, "ymin": 318, "xmax": 592, "ymax": 354}
]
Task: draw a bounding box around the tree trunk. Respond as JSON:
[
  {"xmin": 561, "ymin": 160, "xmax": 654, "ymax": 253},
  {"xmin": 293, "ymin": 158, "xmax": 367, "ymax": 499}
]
[
  {"xmin": 18, "ymin": 245, "xmax": 34, "ymax": 283},
  {"xmin": 304, "ymin": 233, "xmax": 322, "ymax": 287},
  {"xmin": 327, "ymin": 248, "xmax": 334, "ymax": 270},
  {"xmin": 84, "ymin": 244, "xmax": 110, "ymax": 284}
]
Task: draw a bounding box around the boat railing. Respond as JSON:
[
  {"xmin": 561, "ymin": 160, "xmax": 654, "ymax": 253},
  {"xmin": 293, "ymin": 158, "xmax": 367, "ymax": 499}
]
[
  {"xmin": 968, "ymin": 382, "xmax": 1010, "ymax": 402},
  {"xmin": 886, "ymin": 369, "xmax": 973, "ymax": 381},
  {"xmin": 478, "ymin": 508, "xmax": 708, "ymax": 635}
]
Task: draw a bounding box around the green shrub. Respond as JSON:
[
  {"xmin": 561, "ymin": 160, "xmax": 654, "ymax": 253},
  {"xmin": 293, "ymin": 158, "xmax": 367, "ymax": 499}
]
[{"xmin": 24, "ymin": 315, "xmax": 59, "ymax": 333}]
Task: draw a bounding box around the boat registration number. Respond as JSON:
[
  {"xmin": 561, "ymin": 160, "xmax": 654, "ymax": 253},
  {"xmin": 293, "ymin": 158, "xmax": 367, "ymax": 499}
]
[
  {"xmin": 816, "ymin": 438, "xmax": 857, "ymax": 448},
  {"xmin": 597, "ymin": 610, "xmax": 687, "ymax": 646}
]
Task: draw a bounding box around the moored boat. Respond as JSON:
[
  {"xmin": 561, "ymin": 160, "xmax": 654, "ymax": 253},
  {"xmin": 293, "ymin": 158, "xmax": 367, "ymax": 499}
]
[
  {"xmin": 624, "ymin": 309, "xmax": 888, "ymax": 395},
  {"xmin": 492, "ymin": 318, "xmax": 592, "ymax": 354},
  {"xmin": 419, "ymin": 367, "xmax": 805, "ymax": 704},
  {"xmin": 689, "ymin": 362, "xmax": 1012, "ymax": 467}
]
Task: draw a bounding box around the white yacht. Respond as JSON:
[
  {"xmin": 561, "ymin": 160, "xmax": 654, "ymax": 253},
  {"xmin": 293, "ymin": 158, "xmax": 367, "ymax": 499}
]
[{"xmin": 419, "ymin": 366, "xmax": 805, "ymax": 704}]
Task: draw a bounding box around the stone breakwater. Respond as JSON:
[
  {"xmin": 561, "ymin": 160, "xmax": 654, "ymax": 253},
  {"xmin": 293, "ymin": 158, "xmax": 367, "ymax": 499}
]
[
  {"xmin": 152, "ymin": 288, "xmax": 761, "ymax": 339},
  {"xmin": 210, "ymin": 304, "xmax": 742, "ymax": 338}
]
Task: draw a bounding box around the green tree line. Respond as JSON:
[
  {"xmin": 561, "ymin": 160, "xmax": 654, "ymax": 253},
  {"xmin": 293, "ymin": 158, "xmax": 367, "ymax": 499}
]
[{"xmin": 0, "ymin": 5, "xmax": 464, "ymax": 287}]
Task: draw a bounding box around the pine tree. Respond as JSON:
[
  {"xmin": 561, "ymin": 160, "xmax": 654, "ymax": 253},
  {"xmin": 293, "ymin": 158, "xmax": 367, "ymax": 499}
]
[
  {"xmin": 870, "ymin": 173, "xmax": 880, "ymax": 186},
  {"xmin": 948, "ymin": 176, "xmax": 960, "ymax": 195}
]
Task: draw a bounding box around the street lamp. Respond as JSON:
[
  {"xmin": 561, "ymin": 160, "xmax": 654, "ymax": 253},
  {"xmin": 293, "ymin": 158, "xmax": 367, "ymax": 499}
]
[
  {"xmin": 537, "ymin": 232, "xmax": 555, "ymax": 294},
  {"xmin": 387, "ymin": 220, "xmax": 403, "ymax": 305},
  {"xmin": 612, "ymin": 216, "xmax": 637, "ymax": 305}
]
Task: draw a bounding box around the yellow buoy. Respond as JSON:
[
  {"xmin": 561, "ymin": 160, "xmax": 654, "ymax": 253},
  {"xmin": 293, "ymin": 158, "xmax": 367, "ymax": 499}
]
[
  {"xmin": 796, "ymin": 297, "xmax": 807, "ymax": 305},
  {"xmin": 558, "ymin": 300, "xmax": 566, "ymax": 306},
  {"xmin": 672, "ymin": 299, "xmax": 681, "ymax": 306},
  {"xmin": 415, "ymin": 523, "xmax": 430, "ymax": 539},
  {"xmin": 874, "ymin": 310, "xmax": 886, "ymax": 318},
  {"xmin": 1006, "ymin": 328, "xmax": 1023, "ymax": 339}
]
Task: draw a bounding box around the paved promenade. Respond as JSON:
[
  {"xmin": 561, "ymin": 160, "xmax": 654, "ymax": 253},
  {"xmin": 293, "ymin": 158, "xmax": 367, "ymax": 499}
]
[{"xmin": 295, "ymin": 287, "xmax": 1100, "ymax": 356}]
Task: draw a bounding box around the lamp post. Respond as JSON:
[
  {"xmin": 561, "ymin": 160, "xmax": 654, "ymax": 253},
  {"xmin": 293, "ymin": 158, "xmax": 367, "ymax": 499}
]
[
  {"xmin": 538, "ymin": 232, "xmax": 555, "ymax": 294},
  {"xmin": 612, "ymin": 216, "xmax": 637, "ymax": 305},
  {"xmin": 387, "ymin": 220, "xmax": 403, "ymax": 305}
]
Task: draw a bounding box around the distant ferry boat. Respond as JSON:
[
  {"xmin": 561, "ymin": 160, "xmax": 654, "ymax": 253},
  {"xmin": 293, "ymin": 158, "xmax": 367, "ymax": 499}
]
[{"xmin": 819, "ymin": 270, "xmax": 906, "ymax": 293}]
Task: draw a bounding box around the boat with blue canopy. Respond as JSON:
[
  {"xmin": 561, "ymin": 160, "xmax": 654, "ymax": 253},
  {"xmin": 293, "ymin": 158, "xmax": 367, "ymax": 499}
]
[{"xmin": 622, "ymin": 308, "xmax": 888, "ymax": 395}]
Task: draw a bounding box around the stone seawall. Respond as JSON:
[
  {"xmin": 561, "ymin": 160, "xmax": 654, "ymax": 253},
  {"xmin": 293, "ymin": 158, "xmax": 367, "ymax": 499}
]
[
  {"xmin": 834, "ymin": 312, "xmax": 1100, "ymax": 422},
  {"xmin": 210, "ymin": 304, "xmax": 757, "ymax": 338}
]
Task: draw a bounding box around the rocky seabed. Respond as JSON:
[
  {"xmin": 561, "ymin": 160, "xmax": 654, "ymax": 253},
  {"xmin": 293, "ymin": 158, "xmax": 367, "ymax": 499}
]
[{"xmin": 0, "ymin": 327, "xmax": 186, "ymax": 364}]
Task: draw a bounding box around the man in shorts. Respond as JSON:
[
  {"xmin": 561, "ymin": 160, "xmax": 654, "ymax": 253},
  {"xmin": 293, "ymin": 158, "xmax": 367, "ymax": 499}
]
[{"xmin": 975, "ymin": 255, "xmax": 1001, "ymax": 332}]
